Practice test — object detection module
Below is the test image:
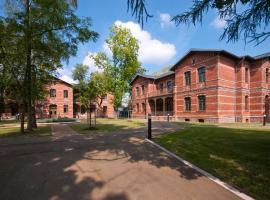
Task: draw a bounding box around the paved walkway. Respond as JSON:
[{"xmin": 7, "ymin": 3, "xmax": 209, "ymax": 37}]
[{"xmin": 0, "ymin": 123, "xmax": 242, "ymax": 200}]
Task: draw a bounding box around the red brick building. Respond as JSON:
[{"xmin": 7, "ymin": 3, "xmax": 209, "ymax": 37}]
[
  {"xmin": 131, "ymin": 49, "xmax": 270, "ymax": 123},
  {"xmin": 36, "ymin": 78, "xmax": 74, "ymax": 118},
  {"xmin": 74, "ymin": 93, "xmax": 115, "ymax": 119}
]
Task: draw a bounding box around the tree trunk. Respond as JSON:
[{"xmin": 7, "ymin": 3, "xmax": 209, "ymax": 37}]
[
  {"xmin": 89, "ymin": 109, "xmax": 92, "ymax": 128},
  {"xmin": 32, "ymin": 106, "xmax": 37, "ymax": 128},
  {"xmin": 25, "ymin": 0, "xmax": 33, "ymax": 132},
  {"xmin": 20, "ymin": 102, "xmax": 26, "ymax": 134}
]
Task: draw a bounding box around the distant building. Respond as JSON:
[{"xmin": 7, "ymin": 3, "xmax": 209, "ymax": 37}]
[
  {"xmin": 73, "ymin": 93, "xmax": 115, "ymax": 119},
  {"xmin": 131, "ymin": 49, "xmax": 270, "ymax": 123}
]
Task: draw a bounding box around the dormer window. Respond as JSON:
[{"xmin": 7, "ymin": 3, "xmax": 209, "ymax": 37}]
[
  {"xmin": 266, "ymin": 68, "xmax": 269, "ymax": 83},
  {"xmin": 192, "ymin": 57, "xmax": 197, "ymax": 65}
]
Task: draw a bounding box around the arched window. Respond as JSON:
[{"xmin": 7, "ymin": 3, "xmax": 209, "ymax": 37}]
[{"xmin": 198, "ymin": 67, "xmax": 206, "ymax": 83}]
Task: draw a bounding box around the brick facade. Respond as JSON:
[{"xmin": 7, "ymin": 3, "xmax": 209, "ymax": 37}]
[
  {"xmin": 131, "ymin": 49, "xmax": 270, "ymax": 123},
  {"xmin": 74, "ymin": 93, "xmax": 115, "ymax": 119},
  {"xmin": 36, "ymin": 79, "xmax": 74, "ymax": 118}
]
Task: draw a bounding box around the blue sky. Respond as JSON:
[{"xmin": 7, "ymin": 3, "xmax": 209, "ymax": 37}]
[{"xmin": 1, "ymin": 0, "xmax": 269, "ymax": 83}]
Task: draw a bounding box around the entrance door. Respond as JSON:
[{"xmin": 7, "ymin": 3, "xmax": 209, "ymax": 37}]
[{"xmin": 49, "ymin": 105, "xmax": 57, "ymax": 118}]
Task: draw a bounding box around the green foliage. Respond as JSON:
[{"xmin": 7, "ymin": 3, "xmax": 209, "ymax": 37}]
[
  {"xmin": 127, "ymin": 0, "xmax": 270, "ymax": 45},
  {"xmin": 72, "ymin": 64, "xmax": 89, "ymax": 82},
  {"xmin": 92, "ymin": 25, "xmax": 144, "ymax": 110},
  {"xmin": 1, "ymin": 0, "xmax": 98, "ymax": 132}
]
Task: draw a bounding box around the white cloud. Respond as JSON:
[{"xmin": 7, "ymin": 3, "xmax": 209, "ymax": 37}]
[
  {"xmin": 82, "ymin": 52, "xmax": 102, "ymax": 73},
  {"xmin": 159, "ymin": 13, "xmax": 174, "ymax": 28},
  {"xmin": 211, "ymin": 17, "xmax": 227, "ymax": 29},
  {"xmin": 114, "ymin": 20, "xmax": 176, "ymax": 65},
  {"xmin": 58, "ymin": 68, "xmax": 78, "ymax": 84},
  {"xmin": 60, "ymin": 74, "xmax": 77, "ymax": 84}
]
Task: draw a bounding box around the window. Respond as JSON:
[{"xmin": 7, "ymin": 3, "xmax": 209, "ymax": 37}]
[
  {"xmin": 198, "ymin": 67, "xmax": 206, "ymax": 83},
  {"xmin": 185, "ymin": 97, "xmax": 191, "ymax": 111},
  {"xmin": 198, "ymin": 95, "xmax": 206, "ymax": 111},
  {"xmin": 266, "ymin": 68, "xmax": 269, "ymax": 83},
  {"xmin": 245, "ymin": 96, "xmax": 249, "ymax": 111},
  {"xmin": 50, "ymin": 89, "xmax": 56, "ymax": 97},
  {"xmin": 245, "ymin": 68, "xmax": 249, "ymax": 83},
  {"xmin": 167, "ymin": 81, "xmax": 173, "ymax": 92},
  {"xmin": 141, "ymin": 85, "xmax": 145, "ymax": 95},
  {"xmin": 159, "ymin": 83, "xmax": 164, "ymax": 92},
  {"xmin": 191, "ymin": 58, "xmax": 197, "ymax": 65},
  {"xmin": 64, "ymin": 90, "xmax": 68, "ymax": 98},
  {"xmin": 142, "ymin": 103, "xmax": 146, "ymax": 112},
  {"xmin": 136, "ymin": 87, "xmax": 140, "ymax": 96},
  {"xmin": 136, "ymin": 103, "xmax": 139, "ymax": 112},
  {"xmin": 185, "ymin": 71, "xmax": 191, "ymax": 86},
  {"xmin": 64, "ymin": 105, "xmax": 68, "ymax": 113}
]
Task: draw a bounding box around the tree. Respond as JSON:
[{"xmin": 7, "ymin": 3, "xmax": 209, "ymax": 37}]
[
  {"xmin": 2, "ymin": 0, "xmax": 98, "ymax": 133},
  {"xmin": 127, "ymin": 0, "xmax": 270, "ymax": 45},
  {"xmin": 92, "ymin": 25, "xmax": 145, "ymax": 113},
  {"xmin": 72, "ymin": 64, "xmax": 108, "ymax": 128}
]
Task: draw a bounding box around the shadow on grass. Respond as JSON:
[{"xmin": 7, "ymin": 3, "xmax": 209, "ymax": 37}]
[{"xmin": 0, "ymin": 122, "xmax": 204, "ymax": 200}]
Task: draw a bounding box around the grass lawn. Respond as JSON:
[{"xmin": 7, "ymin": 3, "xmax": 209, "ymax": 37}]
[
  {"xmin": 154, "ymin": 124, "xmax": 270, "ymax": 200},
  {"xmin": 0, "ymin": 125, "xmax": 51, "ymax": 137},
  {"xmin": 70, "ymin": 118, "xmax": 145, "ymax": 134}
]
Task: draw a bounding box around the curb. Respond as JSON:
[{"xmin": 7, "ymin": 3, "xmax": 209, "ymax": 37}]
[{"xmin": 145, "ymin": 138, "xmax": 255, "ymax": 200}]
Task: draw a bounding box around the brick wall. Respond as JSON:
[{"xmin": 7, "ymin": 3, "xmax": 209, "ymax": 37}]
[{"xmin": 131, "ymin": 50, "xmax": 270, "ymax": 123}]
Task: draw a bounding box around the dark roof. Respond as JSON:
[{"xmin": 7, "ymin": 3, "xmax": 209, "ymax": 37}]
[
  {"xmin": 170, "ymin": 49, "xmax": 241, "ymax": 71},
  {"xmin": 254, "ymin": 52, "xmax": 270, "ymax": 60},
  {"xmin": 130, "ymin": 71, "xmax": 175, "ymax": 85}
]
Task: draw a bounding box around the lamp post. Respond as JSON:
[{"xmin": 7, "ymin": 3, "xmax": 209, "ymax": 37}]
[{"xmin": 263, "ymin": 114, "xmax": 266, "ymax": 126}]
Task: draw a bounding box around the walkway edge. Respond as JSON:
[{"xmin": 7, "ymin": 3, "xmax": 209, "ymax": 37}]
[{"xmin": 145, "ymin": 138, "xmax": 255, "ymax": 200}]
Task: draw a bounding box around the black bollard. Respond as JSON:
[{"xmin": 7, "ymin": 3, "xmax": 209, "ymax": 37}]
[
  {"xmin": 263, "ymin": 114, "xmax": 266, "ymax": 126},
  {"xmin": 148, "ymin": 113, "xmax": 152, "ymax": 140}
]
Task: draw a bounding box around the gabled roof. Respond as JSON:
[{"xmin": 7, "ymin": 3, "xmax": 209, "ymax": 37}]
[
  {"xmin": 130, "ymin": 71, "xmax": 175, "ymax": 85},
  {"xmin": 254, "ymin": 52, "xmax": 270, "ymax": 60},
  {"xmin": 170, "ymin": 48, "xmax": 240, "ymax": 71}
]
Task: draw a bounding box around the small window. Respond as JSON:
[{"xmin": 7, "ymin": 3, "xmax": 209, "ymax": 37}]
[
  {"xmin": 245, "ymin": 68, "xmax": 249, "ymax": 83},
  {"xmin": 192, "ymin": 58, "xmax": 197, "ymax": 65},
  {"xmin": 198, "ymin": 67, "xmax": 206, "ymax": 83},
  {"xmin": 142, "ymin": 103, "xmax": 146, "ymax": 112},
  {"xmin": 198, "ymin": 95, "xmax": 206, "ymax": 111},
  {"xmin": 50, "ymin": 89, "xmax": 56, "ymax": 97},
  {"xmin": 136, "ymin": 87, "xmax": 140, "ymax": 96},
  {"xmin": 64, "ymin": 90, "xmax": 68, "ymax": 98},
  {"xmin": 159, "ymin": 83, "xmax": 164, "ymax": 91},
  {"xmin": 141, "ymin": 85, "xmax": 145, "ymax": 95},
  {"xmin": 167, "ymin": 81, "xmax": 173, "ymax": 92},
  {"xmin": 266, "ymin": 68, "xmax": 269, "ymax": 83},
  {"xmin": 185, "ymin": 97, "xmax": 191, "ymax": 111},
  {"xmin": 185, "ymin": 118, "xmax": 190, "ymax": 122},
  {"xmin": 245, "ymin": 96, "xmax": 249, "ymax": 111},
  {"xmin": 136, "ymin": 103, "xmax": 139, "ymax": 112},
  {"xmin": 64, "ymin": 105, "xmax": 68, "ymax": 113},
  {"xmin": 184, "ymin": 71, "xmax": 191, "ymax": 86}
]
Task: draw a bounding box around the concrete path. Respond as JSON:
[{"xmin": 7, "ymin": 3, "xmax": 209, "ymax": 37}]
[{"xmin": 0, "ymin": 123, "xmax": 242, "ymax": 200}]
